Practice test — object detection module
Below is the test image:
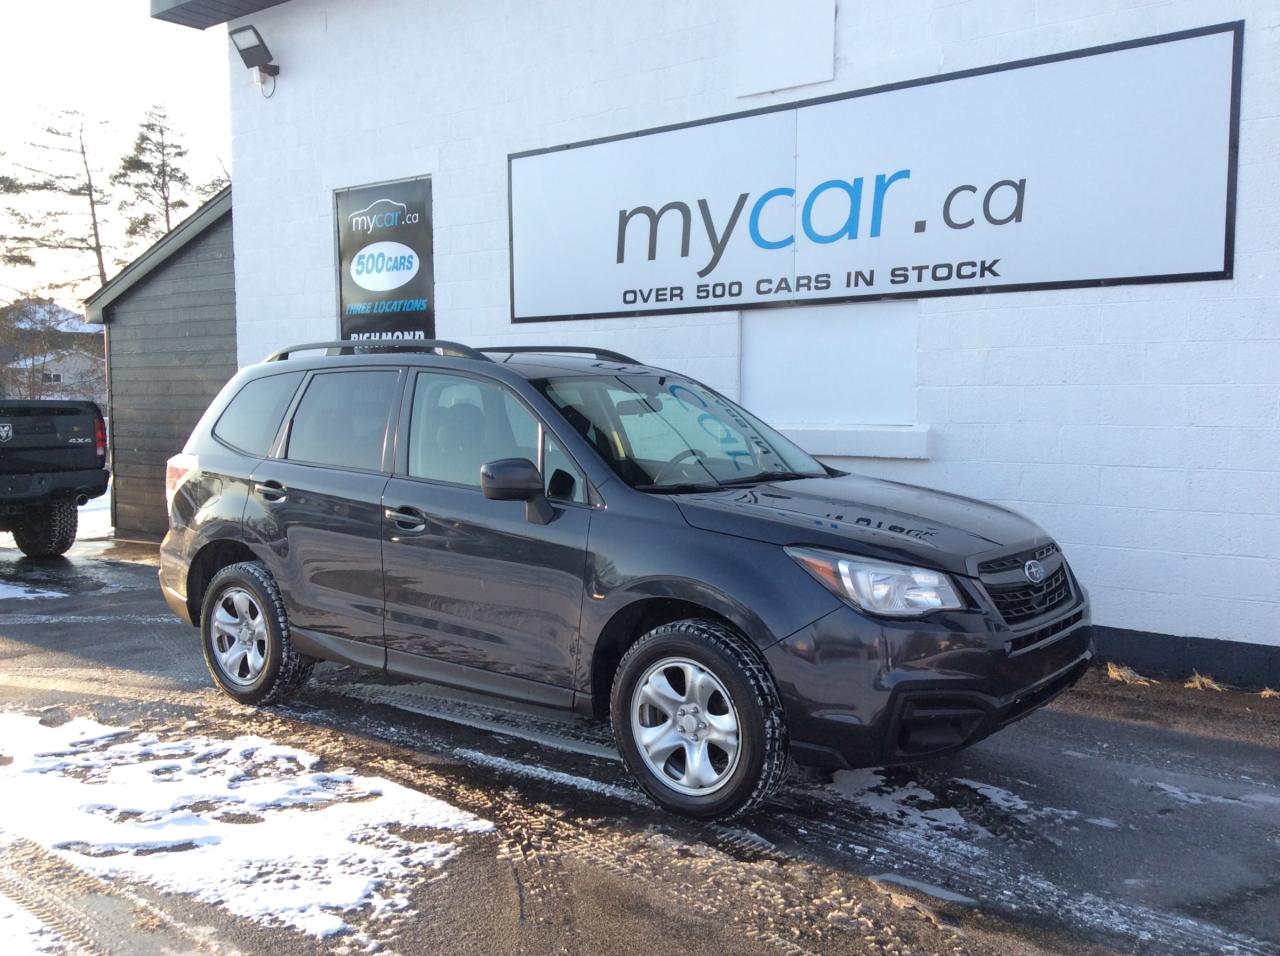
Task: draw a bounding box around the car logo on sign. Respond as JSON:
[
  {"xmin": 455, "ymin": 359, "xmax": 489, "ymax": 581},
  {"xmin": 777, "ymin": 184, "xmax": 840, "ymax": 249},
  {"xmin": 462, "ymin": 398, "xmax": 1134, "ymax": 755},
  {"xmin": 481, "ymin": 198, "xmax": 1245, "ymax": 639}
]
[
  {"xmin": 1024, "ymin": 559, "xmax": 1046, "ymax": 584},
  {"xmin": 0, "ymin": 423, "xmax": 12, "ymax": 443}
]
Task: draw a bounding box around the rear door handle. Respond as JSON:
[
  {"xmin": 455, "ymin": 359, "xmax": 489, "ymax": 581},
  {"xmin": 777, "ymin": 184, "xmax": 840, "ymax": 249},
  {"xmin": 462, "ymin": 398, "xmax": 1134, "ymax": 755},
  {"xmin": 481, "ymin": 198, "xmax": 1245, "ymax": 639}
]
[
  {"xmin": 385, "ymin": 506, "xmax": 427, "ymax": 533},
  {"xmin": 255, "ymin": 479, "xmax": 287, "ymax": 502}
]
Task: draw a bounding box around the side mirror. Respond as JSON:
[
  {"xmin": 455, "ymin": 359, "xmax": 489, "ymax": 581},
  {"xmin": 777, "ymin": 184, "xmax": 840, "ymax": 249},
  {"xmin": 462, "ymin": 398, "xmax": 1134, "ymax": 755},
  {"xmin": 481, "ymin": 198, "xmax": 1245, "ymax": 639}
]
[{"xmin": 480, "ymin": 457, "xmax": 553, "ymax": 524}]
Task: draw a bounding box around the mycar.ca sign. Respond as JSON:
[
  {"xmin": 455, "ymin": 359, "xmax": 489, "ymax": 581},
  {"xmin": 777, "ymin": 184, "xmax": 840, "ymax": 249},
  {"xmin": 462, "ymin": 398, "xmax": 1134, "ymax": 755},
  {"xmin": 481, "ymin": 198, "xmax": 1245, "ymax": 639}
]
[
  {"xmin": 509, "ymin": 23, "xmax": 1241, "ymax": 322},
  {"xmin": 336, "ymin": 177, "xmax": 434, "ymax": 339}
]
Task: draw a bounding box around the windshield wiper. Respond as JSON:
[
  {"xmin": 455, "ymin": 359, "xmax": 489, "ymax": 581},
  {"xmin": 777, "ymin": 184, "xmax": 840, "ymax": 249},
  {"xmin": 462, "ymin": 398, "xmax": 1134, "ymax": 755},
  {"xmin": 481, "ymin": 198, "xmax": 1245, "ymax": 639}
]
[
  {"xmin": 716, "ymin": 471, "xmax": 821, "ymax": 487},
  {"xmin": 633, "ymin": 481, "xmax": 722, "ymax": 494}
]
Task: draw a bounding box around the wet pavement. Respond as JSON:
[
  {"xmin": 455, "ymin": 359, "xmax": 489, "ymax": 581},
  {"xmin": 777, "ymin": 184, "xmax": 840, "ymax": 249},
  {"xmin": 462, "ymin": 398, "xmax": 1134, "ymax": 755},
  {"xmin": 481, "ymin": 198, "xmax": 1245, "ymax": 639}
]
[{"xmin": 1, "ymin": 531, "xmax": 1278, "ymax": 955}]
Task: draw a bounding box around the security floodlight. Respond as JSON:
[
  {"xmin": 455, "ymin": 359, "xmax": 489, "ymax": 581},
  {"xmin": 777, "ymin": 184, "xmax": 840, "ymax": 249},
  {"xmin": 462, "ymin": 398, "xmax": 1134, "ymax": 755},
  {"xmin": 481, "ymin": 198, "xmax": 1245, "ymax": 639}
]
[{"xmin": 229, "ymin": 25, "xmax": 279, "ymax": 76}]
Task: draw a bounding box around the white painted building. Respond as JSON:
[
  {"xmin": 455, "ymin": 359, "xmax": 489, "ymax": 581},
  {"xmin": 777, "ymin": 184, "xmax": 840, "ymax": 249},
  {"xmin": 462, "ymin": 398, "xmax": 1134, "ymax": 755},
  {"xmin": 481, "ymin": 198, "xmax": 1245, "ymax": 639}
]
[{"xmin": 153, "ymin": 0, "xmax": 1280, "ymax": 680}]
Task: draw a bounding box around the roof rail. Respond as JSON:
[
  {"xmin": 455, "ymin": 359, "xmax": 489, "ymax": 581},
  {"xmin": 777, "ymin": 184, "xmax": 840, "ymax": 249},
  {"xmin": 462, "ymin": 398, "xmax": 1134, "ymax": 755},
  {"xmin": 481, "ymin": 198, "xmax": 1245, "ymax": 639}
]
[
  {"xmin": 479, "ymin": 346, "xmax": 640, "ymax": 364},
  {"xmin": 263, "ymin": 340, "xmax": 490, "ymax": 363}
]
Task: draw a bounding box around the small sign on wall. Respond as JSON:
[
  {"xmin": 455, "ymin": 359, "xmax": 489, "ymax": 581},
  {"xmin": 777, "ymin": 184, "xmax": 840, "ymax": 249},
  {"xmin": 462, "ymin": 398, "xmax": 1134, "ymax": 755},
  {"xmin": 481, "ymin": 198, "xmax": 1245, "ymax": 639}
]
[{"xmin": 336, "ymin": 177, "xmax": 434, "ymax": 339}]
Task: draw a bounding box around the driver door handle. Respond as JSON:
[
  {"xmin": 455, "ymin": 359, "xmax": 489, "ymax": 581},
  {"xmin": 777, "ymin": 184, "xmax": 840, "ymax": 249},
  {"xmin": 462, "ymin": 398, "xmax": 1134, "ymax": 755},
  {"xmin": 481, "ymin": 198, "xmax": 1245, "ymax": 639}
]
[{"xmin": 386, "ymin": 506, "xmax": 427, "ymax": 533}]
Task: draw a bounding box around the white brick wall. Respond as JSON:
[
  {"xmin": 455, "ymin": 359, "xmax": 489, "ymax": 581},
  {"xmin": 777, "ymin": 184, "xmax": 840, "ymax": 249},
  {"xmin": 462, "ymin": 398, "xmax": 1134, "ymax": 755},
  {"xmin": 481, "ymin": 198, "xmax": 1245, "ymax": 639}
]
[{"xmin": 227, "ymin": 0, "xmax": 1280, "ymax": 648}]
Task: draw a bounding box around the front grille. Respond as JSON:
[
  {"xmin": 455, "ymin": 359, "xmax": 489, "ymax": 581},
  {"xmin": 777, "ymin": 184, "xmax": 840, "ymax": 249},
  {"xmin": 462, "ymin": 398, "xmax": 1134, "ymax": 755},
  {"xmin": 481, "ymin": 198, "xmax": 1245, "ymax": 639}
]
[
  {"xmin": 978, "ymin": 542, "xmax": 1058, "ymax": 575},
  {"xmin": 1007, "ymin": 609, "xmax": 1084, "ymax": 654},
  {"xmin": 984, "ymin": 564, "xmax": 1072, "ymax": 625}
]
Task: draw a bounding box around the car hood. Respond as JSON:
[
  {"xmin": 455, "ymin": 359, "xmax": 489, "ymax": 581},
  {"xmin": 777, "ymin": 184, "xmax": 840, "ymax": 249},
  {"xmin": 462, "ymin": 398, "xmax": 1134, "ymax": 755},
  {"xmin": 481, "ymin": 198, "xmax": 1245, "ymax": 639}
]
[{"xmin": 673, "ymin": 473, "xmax": 1046, "ymax": 576}]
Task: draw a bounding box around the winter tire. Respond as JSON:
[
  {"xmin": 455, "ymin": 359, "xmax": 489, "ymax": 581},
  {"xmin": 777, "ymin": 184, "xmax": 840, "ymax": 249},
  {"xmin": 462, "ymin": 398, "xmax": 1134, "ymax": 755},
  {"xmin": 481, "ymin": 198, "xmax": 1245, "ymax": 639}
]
[
  {"xmin": 200, "ymin": 561, "xmax": 314, "ymax": 705},
  {"xmin": 611, "ymin": 619, "xmax": 788, "ymax": 819},
  {"xmin": 12, "ymin": 499, "xmax": 78, "ymax": 558}
]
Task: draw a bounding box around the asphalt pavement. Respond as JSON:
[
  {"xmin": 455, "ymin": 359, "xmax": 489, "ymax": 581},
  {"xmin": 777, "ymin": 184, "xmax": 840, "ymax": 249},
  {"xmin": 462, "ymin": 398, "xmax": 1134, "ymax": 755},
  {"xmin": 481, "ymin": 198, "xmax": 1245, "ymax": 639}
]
[{"xmin": 0, "ymin": 520, "xmax": 1277, "ymax": 955}]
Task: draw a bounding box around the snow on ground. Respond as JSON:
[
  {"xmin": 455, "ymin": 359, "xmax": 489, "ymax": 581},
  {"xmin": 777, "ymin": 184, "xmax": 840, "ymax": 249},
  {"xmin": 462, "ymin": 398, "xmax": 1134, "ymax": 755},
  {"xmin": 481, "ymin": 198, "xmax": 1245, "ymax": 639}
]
[
  {"xmin": 0, "ymin": 582, "xmax": 68, "ymax": 601},
  {"xmin": 829, "ymin": 769, "xmax": 970, "ymax": 832},
  {"xmin": 76, "ymin": 489, "xmax": 112, "ymax": 541},
  {"xmin": 953, "ymin": 778, "xmax": 1031, "ymax": 813},
  {"xmin": 1148, "ymin": 781, "xmax": 1280, "ymax": 809},
  {"xmin": 0, "ymin": 714, "xmax": 493, "ymax": 940},
  {"xmin": 954, "ymin": 778, "xmax": 1081, "ymax": 826},
  {"xmin": 0, "ymin": 885, "xmax": 64, "ymax": 954}
]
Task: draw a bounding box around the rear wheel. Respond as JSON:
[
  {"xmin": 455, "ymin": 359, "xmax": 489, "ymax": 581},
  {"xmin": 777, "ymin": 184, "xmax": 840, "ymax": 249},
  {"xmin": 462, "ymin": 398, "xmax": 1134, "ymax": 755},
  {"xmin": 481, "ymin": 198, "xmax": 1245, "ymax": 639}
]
[
  {"xmin": 200, "ymin": 562, "xmax": 314, "ymax": 705},
  {"xmin": 12, "ymin": 499, "xmax": 77, "ymax": 558},
  {"xmin": 611, "ymin": 619, "xmax": 788, "ymax": 819}
]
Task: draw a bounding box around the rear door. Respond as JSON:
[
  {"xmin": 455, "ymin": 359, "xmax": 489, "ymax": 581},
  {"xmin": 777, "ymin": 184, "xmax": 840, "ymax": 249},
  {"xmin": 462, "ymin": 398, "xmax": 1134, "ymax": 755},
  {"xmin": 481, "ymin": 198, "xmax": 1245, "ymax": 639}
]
[
  {"xmin": 381, "ymin": 368, "xmax": 592, "ymax": 697},
  {"xmin": 245, "ymin": 367, "xmax": 403, "ymax": 658}
]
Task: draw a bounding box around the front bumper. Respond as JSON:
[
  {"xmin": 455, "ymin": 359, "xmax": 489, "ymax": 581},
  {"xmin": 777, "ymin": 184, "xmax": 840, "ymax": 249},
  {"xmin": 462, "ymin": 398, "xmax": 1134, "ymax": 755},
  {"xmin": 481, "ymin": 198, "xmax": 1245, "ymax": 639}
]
[{"xmin": 765, "ymin": 596, "xmax": 1093, "ymax": 770}]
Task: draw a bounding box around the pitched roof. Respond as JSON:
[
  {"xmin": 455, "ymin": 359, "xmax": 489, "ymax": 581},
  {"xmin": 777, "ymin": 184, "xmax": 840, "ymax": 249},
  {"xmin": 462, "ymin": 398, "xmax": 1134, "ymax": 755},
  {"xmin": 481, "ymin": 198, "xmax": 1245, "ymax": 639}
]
[{"xmin": 85, "ymin": 187, "xmax": 231, "ymax": 324}]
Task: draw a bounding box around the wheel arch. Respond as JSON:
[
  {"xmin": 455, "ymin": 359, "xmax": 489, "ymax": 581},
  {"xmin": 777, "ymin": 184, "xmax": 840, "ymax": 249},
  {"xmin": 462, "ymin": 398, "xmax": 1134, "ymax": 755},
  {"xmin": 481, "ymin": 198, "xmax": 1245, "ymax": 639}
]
[
  {"xmin": 583, "ymin": 583, "xmax": 778, "ymax": 719},
  {"xmin": 185, "ymin": 538, "xmax": 261, "ymax": 625}
]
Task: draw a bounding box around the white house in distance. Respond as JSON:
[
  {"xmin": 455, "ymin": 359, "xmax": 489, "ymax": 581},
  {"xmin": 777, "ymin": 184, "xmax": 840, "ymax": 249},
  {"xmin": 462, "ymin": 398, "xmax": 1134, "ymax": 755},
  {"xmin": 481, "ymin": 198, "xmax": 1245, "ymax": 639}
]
[
  {"xmin": 148, "ymin": 0, "xmax": 1279, "ymax": 685},
  {"xmin": 0, "ymin": 319, "xmax": 105, "ymax": 405}
]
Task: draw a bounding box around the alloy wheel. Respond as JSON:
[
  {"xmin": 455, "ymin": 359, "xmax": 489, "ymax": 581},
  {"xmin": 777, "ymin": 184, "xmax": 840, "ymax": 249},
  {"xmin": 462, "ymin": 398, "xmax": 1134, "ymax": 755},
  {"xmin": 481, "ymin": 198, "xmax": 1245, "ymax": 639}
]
[
  {"xmin": 210, "ymin": 586, "xmax": 269, "ymax": 686},
  {"xmin": 630, "ymin": 656, "xmax": 742, "ymax": 796}
]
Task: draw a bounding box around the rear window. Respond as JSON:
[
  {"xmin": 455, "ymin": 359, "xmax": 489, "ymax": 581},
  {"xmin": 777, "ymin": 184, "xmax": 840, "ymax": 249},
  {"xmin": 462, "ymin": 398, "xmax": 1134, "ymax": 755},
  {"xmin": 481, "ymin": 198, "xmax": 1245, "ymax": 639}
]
[
  {"xmin": 212, "ymin": 372, "xmax": 304, "ymax": 456},
  {"xmin": 286, "ymin": 370, "xmax": 399, "ymax": 471}
]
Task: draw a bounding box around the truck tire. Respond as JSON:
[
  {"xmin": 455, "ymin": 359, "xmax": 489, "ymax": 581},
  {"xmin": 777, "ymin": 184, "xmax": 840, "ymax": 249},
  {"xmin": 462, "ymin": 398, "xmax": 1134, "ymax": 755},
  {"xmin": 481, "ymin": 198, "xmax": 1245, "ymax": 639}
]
[
  {"xmin": 200, "ymin": 561, "xmax": 315, "ymax": 705},
  {"xmin": 611, "ymin": 619, "xmax": 789, "ymax": 819},
  {"xmin": 12, "ymin": 500, "xmax": 78, "ymax": 558}
]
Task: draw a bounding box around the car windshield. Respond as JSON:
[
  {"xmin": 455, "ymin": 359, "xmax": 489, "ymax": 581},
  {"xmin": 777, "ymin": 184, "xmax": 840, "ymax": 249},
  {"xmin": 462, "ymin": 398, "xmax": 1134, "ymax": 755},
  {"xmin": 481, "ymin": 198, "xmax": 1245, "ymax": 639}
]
[{"xmin": 536, "ymin": 373, "xmax": 827, "ymax": 491}]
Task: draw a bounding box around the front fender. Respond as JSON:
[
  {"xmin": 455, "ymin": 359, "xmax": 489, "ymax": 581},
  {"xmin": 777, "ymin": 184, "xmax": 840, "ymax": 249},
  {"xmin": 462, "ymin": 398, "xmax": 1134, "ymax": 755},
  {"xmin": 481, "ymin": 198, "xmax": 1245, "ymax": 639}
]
[{"xmin": 576, "ymin": 503, "xmax": 844, "ymax": 689}]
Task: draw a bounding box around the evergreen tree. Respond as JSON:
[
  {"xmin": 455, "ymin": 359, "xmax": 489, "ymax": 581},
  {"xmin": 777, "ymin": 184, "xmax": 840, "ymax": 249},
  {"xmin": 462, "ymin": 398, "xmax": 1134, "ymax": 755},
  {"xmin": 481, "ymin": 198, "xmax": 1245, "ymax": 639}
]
[{"xmin": 111, "ymin": 106, "xmax": 194, "ymax": 242}]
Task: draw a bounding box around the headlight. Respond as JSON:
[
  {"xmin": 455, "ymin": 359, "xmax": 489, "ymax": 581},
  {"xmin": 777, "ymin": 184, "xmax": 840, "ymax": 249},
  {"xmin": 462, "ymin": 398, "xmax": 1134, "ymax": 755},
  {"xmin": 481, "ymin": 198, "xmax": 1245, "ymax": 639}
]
[{"xmin": 785, "ymin": 547, "xmax": 965, "ymax": 617}]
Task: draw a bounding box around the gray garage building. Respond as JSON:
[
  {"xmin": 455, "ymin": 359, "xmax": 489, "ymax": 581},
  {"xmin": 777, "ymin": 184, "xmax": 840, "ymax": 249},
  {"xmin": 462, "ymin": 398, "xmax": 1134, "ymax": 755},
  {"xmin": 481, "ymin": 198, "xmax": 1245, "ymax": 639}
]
[{"xmin": 85, "ymin": 188, "xmax": 236, "ymax": 540}]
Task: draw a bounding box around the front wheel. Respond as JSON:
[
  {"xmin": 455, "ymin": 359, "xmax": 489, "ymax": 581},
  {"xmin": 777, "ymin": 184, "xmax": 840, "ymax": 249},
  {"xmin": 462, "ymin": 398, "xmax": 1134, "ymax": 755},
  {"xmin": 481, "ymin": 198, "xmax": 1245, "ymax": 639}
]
[
  {"xmin": 610, "ymin": 619, "xmax": 788, "ymax": 819},
  {"xmin": 200, "ymin": 561, "xmax": 314, "ymax": 705}
]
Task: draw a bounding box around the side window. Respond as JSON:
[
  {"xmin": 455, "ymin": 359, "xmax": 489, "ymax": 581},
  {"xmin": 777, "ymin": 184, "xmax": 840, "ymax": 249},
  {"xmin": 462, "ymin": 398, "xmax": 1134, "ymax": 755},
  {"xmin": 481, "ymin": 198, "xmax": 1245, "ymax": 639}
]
[
  {"xmin": 213, "ymin": 371, "xmax": 304, "ymax": 456},
  {"xmin": 409, "ymin": 371, "xmax": 538, "ymax": 487},
  {"xmin": 408, "ymin": 371, "xmax": 584, "ymax": 500},
  {"xmin": 286, "ymin": 370, "xmax": 399, "ymax": 471}
]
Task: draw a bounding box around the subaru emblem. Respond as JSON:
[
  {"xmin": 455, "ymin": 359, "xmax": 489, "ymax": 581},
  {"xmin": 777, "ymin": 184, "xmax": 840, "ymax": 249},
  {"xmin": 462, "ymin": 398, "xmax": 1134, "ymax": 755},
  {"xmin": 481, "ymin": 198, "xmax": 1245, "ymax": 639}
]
[
  {"xmin": 0, "ymin": 422, "xmax": 11, "ymax": 443},
  {"xmin": 1024, "ymin": 559, "xmax": 1046, "ymax": 584}
]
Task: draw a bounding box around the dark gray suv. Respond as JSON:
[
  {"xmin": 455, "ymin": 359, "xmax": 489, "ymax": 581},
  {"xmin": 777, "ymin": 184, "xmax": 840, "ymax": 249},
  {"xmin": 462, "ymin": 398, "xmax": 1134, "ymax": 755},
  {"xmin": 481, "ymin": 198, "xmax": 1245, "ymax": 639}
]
[{"xmin": 161, "ymin": 341, "xmax": 1093, "ymax": 818}]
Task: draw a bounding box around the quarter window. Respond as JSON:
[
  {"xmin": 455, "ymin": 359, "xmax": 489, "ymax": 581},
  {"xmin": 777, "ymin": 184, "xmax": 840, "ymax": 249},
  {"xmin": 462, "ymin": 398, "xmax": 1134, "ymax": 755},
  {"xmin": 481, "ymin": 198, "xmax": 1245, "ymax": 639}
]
[
  {"xmin": 213, "ymin": 371, "xmax": 304, "ymax": 457},
  {"xmin": 286, "ymin": 370, "xmax": 398, "ymax": 471},
  {"xmin": 543, "ymin": 430, "xmax": 585, "ymax": 503}
]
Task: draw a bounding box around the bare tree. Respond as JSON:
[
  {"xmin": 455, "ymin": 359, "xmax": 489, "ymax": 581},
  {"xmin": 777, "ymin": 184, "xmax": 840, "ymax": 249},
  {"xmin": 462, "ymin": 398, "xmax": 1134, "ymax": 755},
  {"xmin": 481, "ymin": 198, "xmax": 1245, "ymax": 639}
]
[
  {"xmin": 0, "ymin": 113, "xmax": 113, "ymax": 291},
  {"xmin": 197, "ymin": 155, "xmax": 232, "ymax": 201}
]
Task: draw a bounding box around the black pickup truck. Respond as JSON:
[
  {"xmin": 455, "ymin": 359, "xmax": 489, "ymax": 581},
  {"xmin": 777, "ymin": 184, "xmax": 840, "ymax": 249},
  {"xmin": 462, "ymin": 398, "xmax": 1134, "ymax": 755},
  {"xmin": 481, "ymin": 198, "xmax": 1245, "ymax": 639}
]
[{"xmin": 0, "ymin": 400, "xmax": 108, "ymax": 557}]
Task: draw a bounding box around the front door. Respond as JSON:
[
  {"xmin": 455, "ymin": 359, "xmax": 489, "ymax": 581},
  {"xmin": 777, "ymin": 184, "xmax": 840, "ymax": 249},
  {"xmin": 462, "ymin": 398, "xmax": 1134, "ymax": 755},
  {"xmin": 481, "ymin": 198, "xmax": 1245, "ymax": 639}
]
[
  {"xmin": 246, "ymin": 367, "xmax": 403, "ymax": 660},
  {"xmin": 381, "ymin": 369, "xmax": 591, "ymax": 698}
]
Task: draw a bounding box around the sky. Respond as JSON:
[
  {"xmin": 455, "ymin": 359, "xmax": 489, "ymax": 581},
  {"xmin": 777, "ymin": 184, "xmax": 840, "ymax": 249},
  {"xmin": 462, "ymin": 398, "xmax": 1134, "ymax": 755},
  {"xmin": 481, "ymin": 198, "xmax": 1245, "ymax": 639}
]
[{"xmin": 0, "ymin": 0, "xmax": 232, "ymax": 309}]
